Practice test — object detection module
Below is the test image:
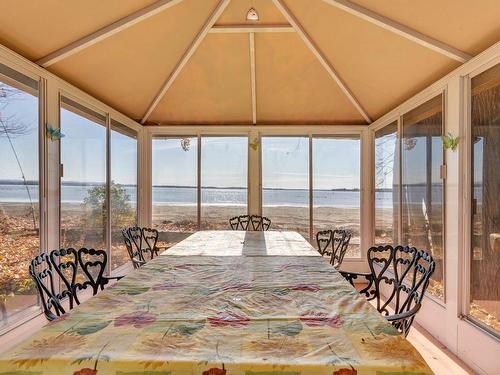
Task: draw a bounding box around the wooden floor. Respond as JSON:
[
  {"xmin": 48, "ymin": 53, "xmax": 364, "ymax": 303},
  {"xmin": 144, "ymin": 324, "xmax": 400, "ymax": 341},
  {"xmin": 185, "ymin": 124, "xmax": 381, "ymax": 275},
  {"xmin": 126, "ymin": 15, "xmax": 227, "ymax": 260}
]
[{"xmin": 407, "ymin": 322, "xmax": 477, "ymax": 375}]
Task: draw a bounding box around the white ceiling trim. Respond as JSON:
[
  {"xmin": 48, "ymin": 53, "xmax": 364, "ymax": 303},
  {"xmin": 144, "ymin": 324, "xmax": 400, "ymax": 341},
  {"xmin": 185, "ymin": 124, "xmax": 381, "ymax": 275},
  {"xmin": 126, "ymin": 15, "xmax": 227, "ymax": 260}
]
[
  {"xmin": 272, "ymin": 0, "xmax": 372, "ymax": 123},
  {"xmin": 37, "ymin": 0, "xmax": 186, "ymax": 67},
  {"xmin": 140, "ymin": 0, "xmax": 232, "ymax": 124},
  {"xmin": 322, "ymin": 0, "xmax": 472, "ymax": 63}
]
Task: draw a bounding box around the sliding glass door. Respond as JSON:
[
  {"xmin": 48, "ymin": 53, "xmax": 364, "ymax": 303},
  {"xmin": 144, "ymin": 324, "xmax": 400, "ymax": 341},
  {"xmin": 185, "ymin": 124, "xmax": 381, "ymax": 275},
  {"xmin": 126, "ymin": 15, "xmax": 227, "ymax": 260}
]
[
  {"xmin": 201, "ymin": 137, "xmax": 247, "ymax": 230},
  {"xmin": 60, "ymin": 97, "xmax": 107, "ymax": 250},
  {"xmin": 110, "ymin": 120, "xmax": 137, "ymax": 270},
  {"xmin": 468, "ymin": 63, "xmax": 500, "ymax": 334},
  {"xmin": 374, "ymin": 122, "xmax": 399, "ymax": 245},
  {"xmin": 152, "ymin": 135, "xmax": 248, "ymax": 241},
  {"xmin": 0, "ymin": 65, "xmax": 40, "ymax": 328},
  {"xmin": 152, "ymin": 137, "xmax": 198, "ymax": 241},
  {"xmin": 401, "ymin": 94, "xmax": 444, "ymax": 299},
  {"xmin": 262, "ymin": 137, "xmax": 309, "ymax": 239},
  {"xmin": 261, "ymin": 135, "xmax": 362, "ymax": 252},
  {"xmin": 312, "ymin": 137, "xmax": 361, "ymax": 257}
]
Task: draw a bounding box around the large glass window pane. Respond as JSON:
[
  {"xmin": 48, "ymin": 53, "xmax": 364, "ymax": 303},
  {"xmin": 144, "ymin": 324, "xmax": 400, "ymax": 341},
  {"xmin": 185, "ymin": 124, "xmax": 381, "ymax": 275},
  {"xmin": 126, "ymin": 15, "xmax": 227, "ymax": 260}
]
[
  {"xmin": 262, "ymin": 137, "xmax": 309, "ymax": 239},
  {"xmin": 201, "ymin": 137, "xmax": 248, "ymax": 230},
  {"xmin": 312, "ymin": 137, "xmax": 361, "ymax": 258},
  {"xmin": 375, "ymin": 122, "xmax": 399, "ymax": 245},
  {"xmin": 0, "ymin": 69, "xmax": 39, "ymax": 327},
  {"xmin": 152, "ymin": 137, "xmax": 197, "ymax": 245},
  {"xmin": 402, "ymin": 94, "xmax": 444, "ymax": 299},
  {"xmin": 469, "ymin": 63, "xmax": 500, "ymax": 333},
  {"xmin": 110, "ymin": 120, "xmax": 137, "ymax": 270},
  {"xmin": 60, "ymin": 97, "xmax": 107, "ymax": 250}
]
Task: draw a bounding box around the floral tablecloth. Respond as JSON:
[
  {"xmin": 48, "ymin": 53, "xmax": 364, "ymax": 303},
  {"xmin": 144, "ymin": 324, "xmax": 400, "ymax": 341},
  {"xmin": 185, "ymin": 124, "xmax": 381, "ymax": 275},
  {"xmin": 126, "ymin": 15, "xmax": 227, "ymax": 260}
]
[{"xmin": 0, "ymin": 232, "xmax": 433, "ymax": 375}]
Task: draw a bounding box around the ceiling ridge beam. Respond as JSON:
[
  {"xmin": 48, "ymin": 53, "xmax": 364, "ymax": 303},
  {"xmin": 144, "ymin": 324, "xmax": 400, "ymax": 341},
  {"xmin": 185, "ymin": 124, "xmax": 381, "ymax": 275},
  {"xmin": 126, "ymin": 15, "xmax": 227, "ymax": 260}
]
[
  {"xmin": 210, "ymin": 24, "xmax": 295, "ymax": 33},
  {"xmin": 37, "ymin": 0, "xmax": 186, "ymax": 67},
  {"xmin": 249, "ymin": 32, "xmax": 257, "ymax": 125},
  {"xmin": 141, "ymin": 0, "xmax": 232, "ymax": 124},
  {"xmin": 322, "ymin": 0, "xmax": 472, "ymax": 63},
  {"xmin": 272, "ymin": 0, "xmax": 372, "ymax": 123}
]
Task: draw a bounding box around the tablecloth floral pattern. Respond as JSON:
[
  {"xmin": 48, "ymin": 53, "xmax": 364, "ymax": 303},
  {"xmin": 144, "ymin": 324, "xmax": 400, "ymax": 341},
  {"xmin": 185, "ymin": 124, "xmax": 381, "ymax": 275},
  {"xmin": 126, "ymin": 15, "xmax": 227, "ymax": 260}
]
[{"xmin": 0, "ymin": 234, "xmax": 433, "ymax": 375}]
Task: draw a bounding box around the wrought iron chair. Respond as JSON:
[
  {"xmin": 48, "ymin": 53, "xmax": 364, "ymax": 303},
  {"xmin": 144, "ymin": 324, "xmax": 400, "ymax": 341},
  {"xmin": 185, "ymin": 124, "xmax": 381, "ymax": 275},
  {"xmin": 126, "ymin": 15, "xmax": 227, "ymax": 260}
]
[
  {"xmin": 31, "ymin": 248, "xmax": 123, "ymax": 321},
  {"xmin": 127, "ymin": 226, "xmax": 143, "ymax": 256},
  {"xmin": 228, "ymin": 215, "xmax": 271, "ymax": 231},
  {"xmin": 250, "ymin": 215, "xmax": 271, "ymax": 231},
  {"xmin": 330, "ymin": 229, "xmax": 352, "ymax": 269},
  {"xmin": 49, "ymin": 248, "xmax": 81, "ymax": 308},
  {"xmin": 142, "ymin": 227, "xmax": 161, "ymax": 259},
  {"xmin": 340, "ymin": 245, "xmax": 436, "ymax": 336},
  {"xmin": 316, "ymin": 229, "xmax": 333, "ymax": 256},
  {"xmin": 77, "ymin": 248, "xmax": 123, "ymax": 294},
  {"xmin": 29, "ymin": 253, "xmax": 67, "ymax": 321},
  {"xmin": 124, "ymin": 237, "xmax": 146, "ymax": 269},
  {"xmin": 229, "ymin": 216, "xmax": 240, "ymax": 230},
  {"xmin": 238, "ymin": 215, "xmax": 251, "ymax": 230}
]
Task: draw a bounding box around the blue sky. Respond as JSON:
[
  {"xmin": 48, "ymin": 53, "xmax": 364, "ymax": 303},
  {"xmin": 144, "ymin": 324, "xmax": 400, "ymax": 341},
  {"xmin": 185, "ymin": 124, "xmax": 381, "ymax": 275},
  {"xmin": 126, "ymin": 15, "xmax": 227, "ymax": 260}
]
[{"xmin": 2, "ymin": 80, "xmax": 456, "ymax": 191}]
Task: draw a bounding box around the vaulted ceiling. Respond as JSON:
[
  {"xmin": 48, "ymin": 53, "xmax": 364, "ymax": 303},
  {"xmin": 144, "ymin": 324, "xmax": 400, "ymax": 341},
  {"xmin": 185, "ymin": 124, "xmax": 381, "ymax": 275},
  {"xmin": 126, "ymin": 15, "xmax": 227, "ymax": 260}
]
[{"xmin": 0, "ymin": 0, "xmax": 499, "ymax": 125}]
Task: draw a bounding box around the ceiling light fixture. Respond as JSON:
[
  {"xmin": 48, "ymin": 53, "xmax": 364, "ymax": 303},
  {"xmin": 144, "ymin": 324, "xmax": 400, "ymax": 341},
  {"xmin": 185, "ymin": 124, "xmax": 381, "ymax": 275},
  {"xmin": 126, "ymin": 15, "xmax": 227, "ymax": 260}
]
[{"xmin": 246, "ymin": 8, "xmax": 259, "ymax": 21}]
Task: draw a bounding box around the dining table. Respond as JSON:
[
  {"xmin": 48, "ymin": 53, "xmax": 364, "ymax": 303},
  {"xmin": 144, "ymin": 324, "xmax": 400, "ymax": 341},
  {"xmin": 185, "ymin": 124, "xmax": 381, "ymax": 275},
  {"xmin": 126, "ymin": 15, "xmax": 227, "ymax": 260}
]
[{"xmin": 0, "ymin": 230, "xmax": 433, "ymax": 375}]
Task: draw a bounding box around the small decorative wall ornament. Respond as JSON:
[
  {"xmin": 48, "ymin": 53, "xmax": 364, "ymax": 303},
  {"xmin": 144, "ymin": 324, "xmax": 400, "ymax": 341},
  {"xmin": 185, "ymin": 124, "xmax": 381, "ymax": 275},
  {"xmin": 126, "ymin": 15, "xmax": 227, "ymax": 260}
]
[
  {"xmin": 246, "ymin": 8, "xmax": 259, "ymax": 21},
  {"xmin": 180, "ymin": 137, "xmax": 191, "ymax": 152},
  {"xmin": 46, "ymin": 124, "xmax": 64, "ymax": 141},
  {"xmin": 249, "ymin": 137, "xmax": 259, "ymax": 151},
  {"xmin": 442, "ymin": 132, "xmax": 459, "ymax": 151}
]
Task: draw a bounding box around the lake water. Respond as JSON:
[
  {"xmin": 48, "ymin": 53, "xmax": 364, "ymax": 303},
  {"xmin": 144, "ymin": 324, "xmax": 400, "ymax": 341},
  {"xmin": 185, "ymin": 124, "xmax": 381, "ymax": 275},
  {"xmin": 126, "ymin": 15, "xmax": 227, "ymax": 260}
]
[{"xmin": 0, "ymin": 184, "xmax": 388, "ymax": 208}]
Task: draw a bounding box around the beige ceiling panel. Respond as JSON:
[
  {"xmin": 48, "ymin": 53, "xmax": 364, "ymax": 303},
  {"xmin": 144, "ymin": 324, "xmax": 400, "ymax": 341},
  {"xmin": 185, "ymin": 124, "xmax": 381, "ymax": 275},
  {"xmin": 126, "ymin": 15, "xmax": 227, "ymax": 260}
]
[
  {"xmin": 49, "ymin": 0, "xmax": 219, "ymax": 120},
  {"xmin": 0, "ymin": 0, "xmax": 158, "ymax": 60},
  {"xmin": 256, "ymin": 33, "xmax": 366, "ymax": 124},
  {"xmin": 349, "ymin": 0, "xmax": 500, "ymax": 56},
  {"xmin": 284, "ymin": 0, "xmax": 459, "ymax": 120},
  {"xmin": 149, "ymin": 34, "xmax": 252, "ymax": 124},
  {"xmin": 216, "ymin": 0, "xmax": 288, "ymax": 25}
]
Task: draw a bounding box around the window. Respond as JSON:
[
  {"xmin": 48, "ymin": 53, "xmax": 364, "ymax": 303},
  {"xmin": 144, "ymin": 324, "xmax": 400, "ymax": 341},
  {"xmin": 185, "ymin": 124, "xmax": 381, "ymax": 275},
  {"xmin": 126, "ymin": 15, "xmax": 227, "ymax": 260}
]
[
  {"xmin": 401, "ymin": 94, "xmax": 444, "ymax": 299},
  {"xmin": 60, "ymin": 97, "xmax": 107, "ymax": 250},
  {"xmin": 201, "ymin": 137, "xmax": 248, "ymax": 229},
  {"xmin": 0, "ymin": 65, "xmax": 40, "ymax": 328},
  {"xmin": 469, "ymin": 63, "xmax": 500, "ymax": 333},
  {"xmin": 262, "ymin": 137, "xmax": 309, "ymax": 239},
  {"xmin": 110, "ymin": 120, "xmax": 137, "ymax": 270},
  {"xmin": 312, "ymin": 137, "xmax": 361, "ymax": 257},
  {"xmin": 374, "ymin": 122, "xmax": 399, "ymax": 245},
  {"xmin": 152, "ymin": 137, "xmax": 198, "ymax": 243}
]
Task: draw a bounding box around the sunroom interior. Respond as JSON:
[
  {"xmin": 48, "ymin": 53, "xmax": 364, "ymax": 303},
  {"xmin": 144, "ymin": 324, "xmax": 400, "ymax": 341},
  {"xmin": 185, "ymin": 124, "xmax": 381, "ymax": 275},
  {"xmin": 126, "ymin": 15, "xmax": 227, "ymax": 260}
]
[{"xmin": 0, "ymin": 1, "xmax": 499, "ymax": 374}]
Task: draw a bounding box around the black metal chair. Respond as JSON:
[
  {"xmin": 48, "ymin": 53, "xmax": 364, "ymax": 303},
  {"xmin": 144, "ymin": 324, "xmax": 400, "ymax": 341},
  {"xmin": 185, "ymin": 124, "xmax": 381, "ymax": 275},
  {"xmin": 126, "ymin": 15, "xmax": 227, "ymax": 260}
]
[
  {"xmin": 330, "ymin": 229, "xmax": 352, "ymax": 269},
  {"xmin": 239, "ymin": 215, "xmax": 251, "ymax": 230},
  {"xmin": 127, "ymin": 226, "xmax": 143, "ymax": 256},
  {"xmin": 229, "ymin": 216, "xmax": 240, "ymax": 230},
  {"xmin": 29, "ymin": 253, "xmax": 67, "ymax": 321},
  {"xmin": 228, "ymin": 215, "xmax": 271, "ymax": 231},
  {"xmin": 77, "ymin": 248, "xmax": 122, "ymax": 294},
  {"xmin": 31, "ymin": 248, "xmax": 123, "ymax": 321},
  {"xmin": 122, "ymin": 226, "xmax": 166, "ymax": 267},
  {"xmin": 250, "ymin": 215, "xmax": 271, "ymax": 231},
  {"xmin": 316, "ymin": 229, "xmax": 333, "ymax": 256},
  {"xmin": 340, "ymin": 245, "xmax": 436, "ymax": 336},
  {"xmin": 124, "ymin": 237, "xmax": 146, "ymax": 269},
  {"xmin": 141, "ymin": 227, "xmax": 161, "ymax": 259}
]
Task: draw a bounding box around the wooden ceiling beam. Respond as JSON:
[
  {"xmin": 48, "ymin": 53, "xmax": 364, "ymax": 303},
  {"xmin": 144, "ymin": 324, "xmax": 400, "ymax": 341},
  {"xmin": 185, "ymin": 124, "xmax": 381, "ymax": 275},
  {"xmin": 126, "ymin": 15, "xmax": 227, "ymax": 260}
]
[
  {"xmin": 272, "ymin": 0, "xmax": 372, "ymax": 123},
  {"xmin": 209, "ymin": 24, "xmax": 295, "ymax": 33},
  {"xmin": 141, "ymin": 0, "xmax": 232, "ymax": 124},
  {"xmin": 37, "ymin": 0, "xmax": 186, "ymax": 67},
  {"xmin": 322, "ymin": 0, "xmax": 472, "ymax": 63},
  {"xmin": 249, "ymin": 32, "xmax": 257, "ymax": 125}
]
